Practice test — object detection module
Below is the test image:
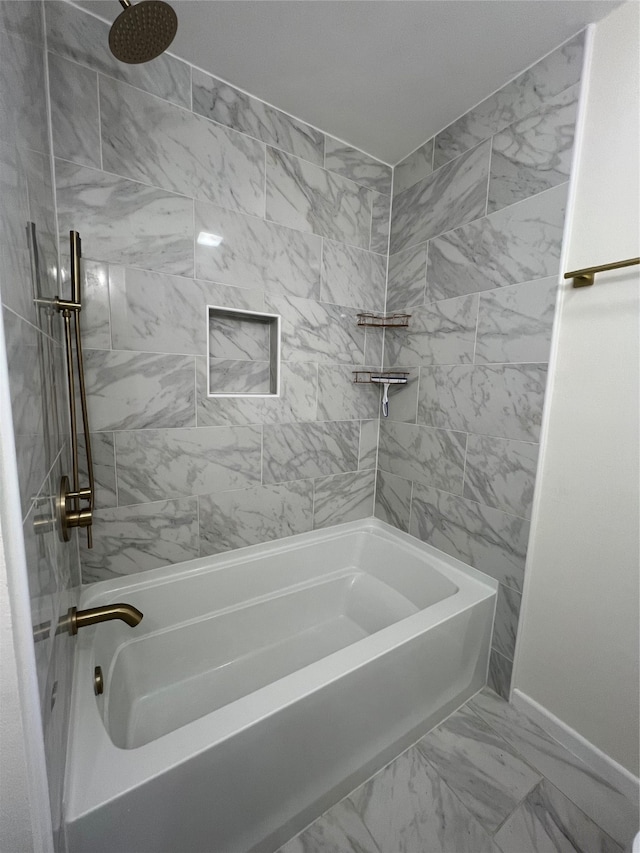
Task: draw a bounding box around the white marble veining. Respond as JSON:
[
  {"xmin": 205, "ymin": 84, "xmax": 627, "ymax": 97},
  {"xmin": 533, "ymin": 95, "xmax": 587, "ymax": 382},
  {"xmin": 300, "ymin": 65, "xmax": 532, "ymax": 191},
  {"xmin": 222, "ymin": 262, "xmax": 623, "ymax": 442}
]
[
  {"xmin": 55, "ymin": 161, "xmax": 194, "ymax": 276},
  {"xmin": 317, "ymin": 364, "xmax": 381, "ymax": 421},
  {"xmin": 199, "ymin": 480, "xmax": 314, "ymax": 556},
  {"xmin": 493, "ymin": 583, "xmax": 521, "ymax": 660},
  {"xmin": 488, "ymin": 650, "xmax": 513, "ymax": 701},
  {"xmin": 265, "ymin": 293, "xmax": 365, "ymax": 364},
  {"xmin": 324, "ymin": 136, "xmax": 392, "ymax": 195},
  {"xmin": 370, "ymin": 191, "xmax": 392, "ymax": 254},
  {"xmin": 0, "ymin": 1, "xmax": 43, "ymax": 45},
  {"xmin": 80, "ymin": 260, "xmax": 111, "ymax": 350},
  {"xmin": 312, "ymin": 470, "xmax": 376, "ymax": 529},
  {"xmin": 378, "ymin": 420, "xmax": 466, "ymax": 494},
  {"xmin": 279, "ymin": 797, "xmax": 381, "ymax": 853},
  {"xmin": 393, "ymin": 139, "xmax": 434, "ymax": 196},
  {"xmin": 80, "ymin": 497, "xmax": 199, "ymax": 582},
  {"xmin": 374, "ymin": 470, "xmax": 412, "ymax": 533},
  {"xmin": 434, "ymin": 33, "xmax": 585, "ymax": 168},
  {"xmin": 196, "ymin": 358, "xmax": 317, "ymax": 427},
  {"xmin": 48, "ymin": 53, "xmax": 99, "ymax": 168},
  {"xmin": 417, "ymin": 363, "xmax": 548, "ymax": 442},
  {"xmin": 266, "ymin": 147, "xmax": 373, "ymax": 248},
  {"xmin": 390, "ymin": 141, "xmax": 491, "ymax": 254},
  {"xmin": 79, "ymin": 432, "xmax": 116, "ymax": 510},
  {"xmin": 84, "ymin": 349, "xmax": 195, "ymax": 431},
  {"xmin": 475, "ymin": 277, "xmax": 558, "ymax": 364},
  {"xmin": 0, "ymin": 26, "xmax": 48, "ymax": 153},
  {"xmin": 488, "ymin": 85, "xmax": 580, "ymax": 213},
  {"xmin": 45, "ymin": 1, "xmax": 191, "ymax": 108},
  {"xmin": 427, "ymin": 183, "xmax": 567, "ymax": 301},
  {"xmin": 100, "ymin": 76, "xmax": 265, "ymax": 216},
  {"xmin": 195, "ymin": 201, "xmax": 321, "ymax": 299},
  {"xmin": 409, "ymin": 483, "xmax": 529, "ymax": 593},
  {"xmin": 209, "ymin": 311, "xmax": 270, "ymax": 361},
  {"xmin": 115, "ymin": 425, "xmax": 262, "ymax": 504},
  {"xmin": 358, "ymin": 419, "xmax": 379, "ymax": 470},
  {"xmin": 417, "ymin": 705, "xmax": 541, "ymax": 832},
  {"xmin": 208, "ymin": 358, "xmax": 271, "ymax": 395},
  {"xmin": 464, "ymin": 434, "xmax": 539, "ymax": 518},
  {"xmin": 321, "ymin": 239, "xmax": 386, "ymax": 312},
  {"xmin": 24, "ymin": 149, "xmax": 58, "ymax": 299},
  {"xmin": 384, "ymin": 294, "xmax": 478, "ymax": 366},
  {"xmin": 262, "ymin": 420, "xmax": 360, "ymax": 484},
  {"xmin": 192, "ymin": 69, "xmax": 324, "ymax": 166},
  {"xmin": 386, "ymin": 243, "xmax": 427, "ymax": 313}
]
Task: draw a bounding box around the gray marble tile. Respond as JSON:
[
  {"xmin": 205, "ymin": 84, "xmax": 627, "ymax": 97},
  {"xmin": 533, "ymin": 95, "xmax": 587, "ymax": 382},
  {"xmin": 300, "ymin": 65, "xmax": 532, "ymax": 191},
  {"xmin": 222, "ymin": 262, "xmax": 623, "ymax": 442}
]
[
  {"xmin": 80, "ymin": 497, "xmax": 199, "ymax": 582},
  {"xmin": 409, "ymin": 484, "xmax": 529, "ymax": 593},
  {"xmin": 84, "ymin": 349, "xmax": 195, "ymax": 431},
  {"xmin": 279, "ymin": 797, "xmax": 381, "ymax": 853},
  {"xmin": 109, "ymin": 266, "xmax": 264, "ymax": 356},
  {"xmin": 475, "ymin": 277, "xmax": 558, "ymax": 364},
  {"xmin": 464, "ymin": 434, "xmax": 539, "ymax": 518},
  {"xmin": 23, "ymin": 150, "xmax": 58, "ymax": 295},
  {"xmin": 427, "ymin": 183, "xmax": 567, "ymax": 302},
  {"xmin": 115, "ymin": 425, "xmax": 262, "ymax": 504},
  {"xmin": 321, "ymin": 240, "xmax": 386, "ymax": 312},
  {"xmin": 262, "ymin": 420, "xmax": 360, "ymax": 484},
  {"xmin": 494, "ymin": 779, "xmax": 623, "ymax": 853},
  {"xmin": 48, "ymin": 53, "xmax": 99, "ymax": 168},
  {"xmin": 78, "ymin": 432, "xmax": 117, "ymax": 511},
  {"xmin": 488, "ymin": 650, "xmax": 513, "ymax": 701},
  {"xmin": 384, "ymin": 294, "xmax": 478, "ymax": 367},
  {"xmin": 45, "ymin": 1, "xmax": 191, "ymax": 108},
  {"xmin": 417, "ymin": 363, "xmax": 548, "ymax": 442},
  {"xmin": 390, "ymin": 141, "xmax": 491, "ymax": 254},
  {"xmin": 370, "ymin": 191, "xmax": 391, "ymax": 254},
  {"xmin": 0, "ymin": 27, "xmax": 47, "ymax": 153},
  {"xmin": 434, "ymin": 33, "xmax": 585, "ymax": 168},
  {"xmin": 208, "ymin": 358, "xmax": 271, "ymax": 395},
  {"xmin": 195, "ymin": 201, "xmax": 321, "ymax": 299},
  {"xmin": 79, "ymin": 260, "xmax": 110, "ymax": 350},
  {"xmin": 196, "ymin": 358, "xmax": 317, "ymax": 427},
  {"xmin": 493, "ymin": 583, "xmax": 521, "ymax": 660},
  {"xmin": 266, "ymin": 147, "xmax": 372, "ymax": 249},
  {"xmin": 199, "ymin": 480, "xmax": 313, "ymax": 556},
  {"xmin": 358, "ymin": 419, "xmax": 379, "ymax": 471},
  {"xmin": 209, "ymin": 311, "xmax": 270, "ymax": 361},
  {"xmin": 350, "ymin": 745, "xmax": 500, "ymax": 853},
  {"xmin": 317, "ymin": 364, "xmax": 381, "ymax": 421},
  {"xmin": 393, "ymin": 139, "xmax": 434, "ymax": 196},
  {"xmin": 363, "ymin": 327, "xmax": 384, "ymax": 368},
  {"xmin": 0, "ymin": 141, "xmax": 33, "ymax": 320},
  {"xmin": 100, "ymin": 76, "xmax": 265, "ymax": 217},
  {"xmin": 386, "ymin": 243, "xmax": 427, "ymax": 313},
  {"xmin": 55, "ymin": 161, "xmax": 194, "ymax": 277},
  {"xmin": 375, "ymin": 470, "xmax": 412, "ymax": 533},
  {"xmin": 192, "ymin": 69, "xmax": 324, "ymax": 166},
  {"xmin": 417, "ymin": 705, "xmax": 541, "ymax": 833},
  {"xmin": 378, "ymin": 420, "xmax": 466, "ymax": 494},
  {"xmin": 469, "ymin": 689, "xmax": 640, "ymax": 848},
  {"xmin": 489, "ymin": 85, "xmax": 579, "ymax": 213},
  {"xmin": 0, "ymin": 1, "xmax": 43, "ymax": 44},
  {"xmin": 313, "ymin": 470, "xmax": 376, "ymax": 530},
  {"xmin": 265, "ymin": 293, "xmax": 365, "ymax": 365},
  {"xmin": 324, "ymin": 136, "xmax": 392, "ymax": 195}
]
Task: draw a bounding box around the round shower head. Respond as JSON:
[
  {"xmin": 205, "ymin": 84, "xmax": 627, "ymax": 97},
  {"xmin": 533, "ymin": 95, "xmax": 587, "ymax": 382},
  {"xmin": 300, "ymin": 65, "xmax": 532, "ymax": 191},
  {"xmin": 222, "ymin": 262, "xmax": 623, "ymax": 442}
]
[{"xmin": 109, "ymin": 0, "xmax": 177, "ymax": 64}]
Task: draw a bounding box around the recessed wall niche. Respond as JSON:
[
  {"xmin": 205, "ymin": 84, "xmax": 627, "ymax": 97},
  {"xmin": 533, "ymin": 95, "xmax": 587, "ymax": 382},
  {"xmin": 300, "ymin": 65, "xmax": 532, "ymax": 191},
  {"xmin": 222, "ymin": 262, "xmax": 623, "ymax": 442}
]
[{"xmin": 207, "ymin": 305, "xmax": 281, "ymax": 397}]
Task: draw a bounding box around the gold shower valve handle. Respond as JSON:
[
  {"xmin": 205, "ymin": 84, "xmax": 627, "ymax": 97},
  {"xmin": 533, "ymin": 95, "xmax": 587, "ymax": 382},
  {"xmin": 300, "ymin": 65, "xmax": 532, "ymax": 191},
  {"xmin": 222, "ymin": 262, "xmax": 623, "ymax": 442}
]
[{"xmin": 57, "ymin": 475, "xmax": 93, "ymax": 543}]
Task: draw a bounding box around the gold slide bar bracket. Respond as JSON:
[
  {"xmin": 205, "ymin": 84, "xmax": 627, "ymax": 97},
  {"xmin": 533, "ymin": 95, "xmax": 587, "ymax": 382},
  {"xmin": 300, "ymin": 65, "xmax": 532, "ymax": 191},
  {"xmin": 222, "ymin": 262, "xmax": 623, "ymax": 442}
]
[{"xmin": 564, "ymin": 256, "xmax": 640, "ymax": 287}]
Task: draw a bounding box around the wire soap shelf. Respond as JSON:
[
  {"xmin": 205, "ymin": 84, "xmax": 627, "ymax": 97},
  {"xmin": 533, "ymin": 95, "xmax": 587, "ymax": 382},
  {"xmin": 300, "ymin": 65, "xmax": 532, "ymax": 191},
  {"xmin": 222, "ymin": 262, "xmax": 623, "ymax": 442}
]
[{"xmin": 353, "ymin": 371, "xmax": 410, "ymax": 418}]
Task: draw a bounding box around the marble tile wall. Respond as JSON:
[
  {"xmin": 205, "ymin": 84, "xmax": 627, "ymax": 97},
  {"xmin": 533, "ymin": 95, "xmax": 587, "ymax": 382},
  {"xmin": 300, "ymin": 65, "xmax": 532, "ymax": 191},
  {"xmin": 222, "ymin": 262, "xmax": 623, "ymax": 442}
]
[
  {"xmin": 45, "ymin": 1, "xmax": 392, "ymax": 583},
  {"xmin": 377, "ymin": 32, "xmax": 585, "ymax": 697},
  {"xmin": 0, "ymin": 2, "xmax": 80, "ymax": 848}
]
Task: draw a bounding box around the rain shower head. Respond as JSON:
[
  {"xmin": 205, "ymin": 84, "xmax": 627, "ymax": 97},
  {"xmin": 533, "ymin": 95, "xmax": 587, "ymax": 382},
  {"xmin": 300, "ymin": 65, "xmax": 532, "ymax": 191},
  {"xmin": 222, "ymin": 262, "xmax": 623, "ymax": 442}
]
[{"xmin": 109, "ymin": 0, "xmax": 177, "ymax": 64}]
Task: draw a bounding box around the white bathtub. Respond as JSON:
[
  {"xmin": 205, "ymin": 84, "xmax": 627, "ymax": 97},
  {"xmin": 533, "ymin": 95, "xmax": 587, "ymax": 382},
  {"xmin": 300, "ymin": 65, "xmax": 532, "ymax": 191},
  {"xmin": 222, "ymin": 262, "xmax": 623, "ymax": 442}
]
[{"xmin": 64, "ymin": 519, "xmax": 497, "ymax": 853}]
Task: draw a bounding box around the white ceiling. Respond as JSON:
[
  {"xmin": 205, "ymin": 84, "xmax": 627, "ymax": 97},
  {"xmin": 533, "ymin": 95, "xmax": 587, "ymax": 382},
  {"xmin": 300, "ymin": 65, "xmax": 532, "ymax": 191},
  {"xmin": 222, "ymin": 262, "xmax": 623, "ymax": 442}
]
[{"xmin": 80, "ymin": 0, "xmax": 619, "ymax": 164}]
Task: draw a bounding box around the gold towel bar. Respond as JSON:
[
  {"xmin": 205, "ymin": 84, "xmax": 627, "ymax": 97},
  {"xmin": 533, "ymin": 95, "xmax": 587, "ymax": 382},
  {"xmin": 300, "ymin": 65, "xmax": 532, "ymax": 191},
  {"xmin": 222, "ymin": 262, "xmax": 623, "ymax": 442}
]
[{"xmin": 564, "ymin": 256, "xmax": 640, "ymax": 287}]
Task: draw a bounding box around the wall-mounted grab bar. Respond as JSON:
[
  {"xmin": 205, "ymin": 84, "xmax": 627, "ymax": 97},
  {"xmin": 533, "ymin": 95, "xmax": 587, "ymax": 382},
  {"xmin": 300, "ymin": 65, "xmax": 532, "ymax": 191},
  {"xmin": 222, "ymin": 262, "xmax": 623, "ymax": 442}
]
[{"xmin": 37, "ymin": 231, "xmax": 95, "ymax": 547}]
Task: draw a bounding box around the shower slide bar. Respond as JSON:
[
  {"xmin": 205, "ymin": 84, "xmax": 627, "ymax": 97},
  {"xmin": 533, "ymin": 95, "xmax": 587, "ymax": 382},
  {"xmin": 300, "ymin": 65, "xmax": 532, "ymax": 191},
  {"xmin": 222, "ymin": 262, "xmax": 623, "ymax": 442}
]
[
  {"xmin": 564, "ymin": 256, "xmax": 639, "ymax": 287},
  {"xmin": 36, "ymin": 231, "xmax": 95, "ymax": 547}
]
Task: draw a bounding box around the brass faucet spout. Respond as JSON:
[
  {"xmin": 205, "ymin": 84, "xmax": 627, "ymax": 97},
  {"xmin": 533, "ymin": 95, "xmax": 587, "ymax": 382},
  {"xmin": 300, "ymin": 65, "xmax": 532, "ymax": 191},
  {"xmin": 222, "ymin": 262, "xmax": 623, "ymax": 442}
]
[{"xmin": 65, "ymin": 603, "xmax": 143, "ymax": 635}]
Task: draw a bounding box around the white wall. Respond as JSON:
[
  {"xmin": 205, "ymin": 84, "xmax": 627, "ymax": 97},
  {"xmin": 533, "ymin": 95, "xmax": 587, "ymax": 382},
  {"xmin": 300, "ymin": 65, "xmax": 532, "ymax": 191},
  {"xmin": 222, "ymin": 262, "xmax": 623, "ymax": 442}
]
[{"xmin": 513, "ymin": 1, "xmax": 640, "ymax": 778}]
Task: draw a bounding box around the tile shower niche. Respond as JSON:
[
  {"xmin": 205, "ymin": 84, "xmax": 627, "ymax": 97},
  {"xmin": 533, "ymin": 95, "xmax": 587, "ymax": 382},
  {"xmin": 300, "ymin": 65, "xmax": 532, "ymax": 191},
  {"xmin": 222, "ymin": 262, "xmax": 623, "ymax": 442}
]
[{"xmin": 207, "ymin": 306, "xmax": 281, "ymax": 397}]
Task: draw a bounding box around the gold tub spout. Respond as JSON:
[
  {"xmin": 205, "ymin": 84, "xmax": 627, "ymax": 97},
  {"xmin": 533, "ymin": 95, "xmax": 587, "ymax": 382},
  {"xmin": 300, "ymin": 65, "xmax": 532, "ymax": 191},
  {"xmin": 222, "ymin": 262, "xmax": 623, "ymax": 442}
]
[{"xmin": 64, "ymin": 604, "xmax": 144, "ymax": 635}]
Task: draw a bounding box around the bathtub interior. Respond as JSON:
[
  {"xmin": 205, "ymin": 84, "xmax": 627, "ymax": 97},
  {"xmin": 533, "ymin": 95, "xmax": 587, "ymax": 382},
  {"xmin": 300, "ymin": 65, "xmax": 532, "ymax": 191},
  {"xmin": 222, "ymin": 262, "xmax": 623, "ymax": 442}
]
[{"xmin": 95, "ymin": 528, "xmax": 460, "ymax": 749}]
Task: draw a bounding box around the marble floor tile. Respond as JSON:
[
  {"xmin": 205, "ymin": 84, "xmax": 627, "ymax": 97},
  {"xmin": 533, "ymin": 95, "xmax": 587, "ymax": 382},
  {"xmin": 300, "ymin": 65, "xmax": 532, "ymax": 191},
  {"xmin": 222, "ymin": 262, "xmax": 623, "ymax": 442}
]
[
  {"xmin": 278, "ymin": 797, "xmax": 381, "ymax": 853},
  {"xmin": 370, "ymin": 191, "xmax": 391, "ymax": 254},
  {"xmin": 266, "ymin": 147, "xmax": 372, "ymax": 249},
  {"xmin": 262, "ymin": 420, "xmax": 360, "ymax": 484},
  {"xmin": 312, "ymin": 470, "xmax": 376, "ymax": 529},
  {"xmin": 192, "ymin": 69, "xmax": 324, "ymax": 167},
  {"xmin": 48, "ymin": 53, "xmax": 100, "ymax": 168},
  {"xmin": 417, "ymin": 705, "xmax": 541, "ymax": 833},
  {"xmin": 394, "ymin": 139, "xmax": 434, "ymax": 196},
  {"xmin": 350, "ymin": 745, "xmax": 500, "ymax": 853},
  {"xmin": 100, "ymin": 76, "xmax": 265, "ymax": 217},
  {"xmin": 386, "ymin": 243, "xmax": 427, "ymax": 313},
  {"xmin": 494, "ymin": 779, "xmax": 623, "ymax": 853},
  {"xmin": 463, "ymin": 434, "xmax": 539, "ymax": 519},
  {"xmin": 378, "ymin": 420, "xmax": 466, "ymax": 495},
  {"xmin": 321, "ymin": 240, "xmax": 386, "ymax": 312},
  {"xmin": 374, "ymin": 470, "xmax": 412, "ymax": 533},
  {"xmin": 325, "ymin": 136, "xmax": 392, "ymax": 195},
  {"xmin": 469, "ymin": 689, "xmax": 640, "ymax": 847}
]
